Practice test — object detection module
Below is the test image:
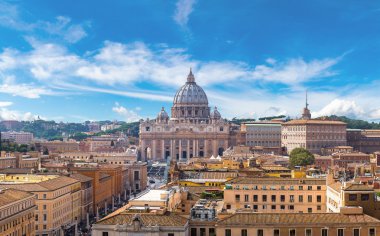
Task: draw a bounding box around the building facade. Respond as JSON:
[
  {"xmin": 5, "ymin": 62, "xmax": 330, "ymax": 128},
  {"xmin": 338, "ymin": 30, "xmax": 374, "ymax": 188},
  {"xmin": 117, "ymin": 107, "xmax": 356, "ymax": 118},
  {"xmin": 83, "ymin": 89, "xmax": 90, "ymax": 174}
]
[
  {"xmin": 242, "ymin": 121, "xmax": 282, "ymax": 148},
  {"xmin": 139, "ymin": 70, "xmax": 231, "ymax": 161},
  {"xmin": 0, "ymin": 188, "xmax": 36, "ymax": 236},
  {"xmin": 1, "ymin": 131, "xmax": 34, "ymax": 144},
  {"xmin": 347, "ymin": 129, "xmax": 380, "ymax": 153},
  {"xmin": 224, "ymin": 177, "xmax": 326, "ymax": 213}
]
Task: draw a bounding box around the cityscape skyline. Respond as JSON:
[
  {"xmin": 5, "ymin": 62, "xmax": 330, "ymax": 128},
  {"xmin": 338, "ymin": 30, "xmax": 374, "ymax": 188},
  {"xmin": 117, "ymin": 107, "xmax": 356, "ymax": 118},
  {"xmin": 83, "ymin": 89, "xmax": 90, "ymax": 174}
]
[{"xmin": 1, "ymin": 0, "xmax": 380, "ymax": 122}]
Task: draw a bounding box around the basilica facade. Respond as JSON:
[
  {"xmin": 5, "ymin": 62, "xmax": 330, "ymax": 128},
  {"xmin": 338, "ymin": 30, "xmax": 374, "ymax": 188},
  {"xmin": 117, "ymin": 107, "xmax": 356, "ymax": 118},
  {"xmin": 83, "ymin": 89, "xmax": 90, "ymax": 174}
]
[{"xmin": 139, "ymin": 70, "xmax": 231, "ymax": 161}]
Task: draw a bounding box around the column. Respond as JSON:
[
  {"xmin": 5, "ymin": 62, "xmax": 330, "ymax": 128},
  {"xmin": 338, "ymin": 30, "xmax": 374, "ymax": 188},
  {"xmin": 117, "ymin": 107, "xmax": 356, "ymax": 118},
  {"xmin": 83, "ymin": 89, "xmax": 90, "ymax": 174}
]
[
  {"xmin": 152, "ymin": 140, "xmax": 157, "ymax": 160},
  {"xmin": 213, "ymin": 140, "xmax": 218, "ymax": 156},
  {"xmin": 161, "ymin": 139, "xmax": 165, "ymax": 159},
  {"xmin": 179, "ymin": 140, "xmax": 182, "ymax": 160},
  {"xmin": 186, "ymin": 139, "xmax": 190, "ymax": 160},
  {"xmin": 204, "ymin": 140, "xmax": 208, "ymax": 157},
  {"xmin": 192, "ymin": 140, "xmax": 196, "ymax": 157},
  {"xmin": 170, "ymin": 139, "xmax": 174, "ymax": 160},
  {"xmin": 141, "ymin": 139, "xmax": 146, "ymax": 161}
]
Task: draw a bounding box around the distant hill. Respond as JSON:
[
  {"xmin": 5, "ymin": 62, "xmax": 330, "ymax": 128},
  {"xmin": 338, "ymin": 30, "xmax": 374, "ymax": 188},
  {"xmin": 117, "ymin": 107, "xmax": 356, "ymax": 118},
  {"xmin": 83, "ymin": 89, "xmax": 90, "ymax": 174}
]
[{"xmin": 318, "ymin": 115, "xmax": 380, "ymax": 129}]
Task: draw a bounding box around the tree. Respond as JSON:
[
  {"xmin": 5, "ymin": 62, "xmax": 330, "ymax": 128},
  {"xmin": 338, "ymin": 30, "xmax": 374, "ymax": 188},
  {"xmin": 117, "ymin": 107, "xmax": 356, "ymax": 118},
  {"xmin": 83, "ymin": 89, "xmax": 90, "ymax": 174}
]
[{"xmin": 289, "ymin": 148, "xmax": 315, "ymax": 167}]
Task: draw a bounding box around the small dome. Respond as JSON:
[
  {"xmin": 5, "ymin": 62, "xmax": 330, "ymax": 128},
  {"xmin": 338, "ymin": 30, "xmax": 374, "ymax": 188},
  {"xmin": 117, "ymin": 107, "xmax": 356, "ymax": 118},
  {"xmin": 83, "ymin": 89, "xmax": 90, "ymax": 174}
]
[
  {"xmin": 157, "ymin": 107, "xmax": 169, "ymax": 119},
  {"xmin": 173, "ymin": 69, "xmax": 208, "ymax": 105},
  {"xmin": 210, "ymin": 106, "xmax": 221, "ymax": 119}
]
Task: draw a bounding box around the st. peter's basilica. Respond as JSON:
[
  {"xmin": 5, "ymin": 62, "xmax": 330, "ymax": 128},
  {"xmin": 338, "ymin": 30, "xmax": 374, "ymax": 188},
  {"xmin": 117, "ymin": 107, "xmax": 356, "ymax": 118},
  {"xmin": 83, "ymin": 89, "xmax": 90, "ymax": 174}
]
[{"xmin": 139, "ymin": 69, "xmax": 232, "ymax": 161}]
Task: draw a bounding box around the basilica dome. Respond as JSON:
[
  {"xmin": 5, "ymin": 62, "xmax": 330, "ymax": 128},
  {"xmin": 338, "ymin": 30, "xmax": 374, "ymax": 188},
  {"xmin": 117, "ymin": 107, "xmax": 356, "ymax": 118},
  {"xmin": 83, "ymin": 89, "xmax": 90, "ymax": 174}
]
[{"xmin": 173, "ymin": 69, "xmax": 208, "ymax": 105}]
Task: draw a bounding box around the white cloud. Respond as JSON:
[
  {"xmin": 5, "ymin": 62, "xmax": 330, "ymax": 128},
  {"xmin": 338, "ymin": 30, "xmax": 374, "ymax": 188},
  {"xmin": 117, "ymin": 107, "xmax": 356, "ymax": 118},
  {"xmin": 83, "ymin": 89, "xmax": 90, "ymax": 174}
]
[
  {"xmin": 0, "ymin": 108, "xmax": 40, "ymax": 121},
  {"xmin": 0, "ymin": 1, "xmax": 88, "ymax": 43},
  {"xmin": 312, "ymin": 99, "xmax": 365, "ymax": 118},
  {"xmin": 173, "ymin": 0, "xmax": 197, "ymax": 27},
  {"xmin": 112, "ymin": 103, "xmax": 141, "ymax": 122},
  {"xmin": 0, "ymin": 83, "xmax": 54, "ymax": 99},
  {"xmin": 252, "ymin": 57, "xmax": 339, "ymax": 85},
  {"xmin": 0, "ymin": 101, "xmax": 12, "ymax": 107}
]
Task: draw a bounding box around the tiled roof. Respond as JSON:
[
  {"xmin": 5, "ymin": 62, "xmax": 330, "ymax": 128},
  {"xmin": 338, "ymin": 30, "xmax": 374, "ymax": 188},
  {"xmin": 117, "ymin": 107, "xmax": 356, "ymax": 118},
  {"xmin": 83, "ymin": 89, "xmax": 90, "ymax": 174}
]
[
  {"xmin": 96, "ymin": 212, "xmax": 188, "ymax": 227},
  {"xmin": 226, "ymin": 177, "xmax": 325, "ymax": 185},
  {"xmin": 217, "ymin": 212, "xmax": 380, "ymax": 226},
  {"xmin": 283, "ymin": 119, "xmax": 346, "ymax": 125},
  {"xmin": 0, "ymin": 188, "xmax": 34, "ymax": 207},
  {"xmin": 69, "ymin": 173, "xmax": 93, "ymax": 182},
  {"xmin": 37, "ymin": 176, "xmax": 79, "ymax": 190}
]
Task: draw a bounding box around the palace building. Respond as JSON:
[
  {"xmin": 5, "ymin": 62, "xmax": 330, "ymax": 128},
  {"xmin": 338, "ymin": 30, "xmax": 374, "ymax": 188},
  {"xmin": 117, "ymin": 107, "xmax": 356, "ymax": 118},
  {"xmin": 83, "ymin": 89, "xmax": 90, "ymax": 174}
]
[{"xmin": 139, "ymin": 70, "xmax": 231, "ymax": 161}]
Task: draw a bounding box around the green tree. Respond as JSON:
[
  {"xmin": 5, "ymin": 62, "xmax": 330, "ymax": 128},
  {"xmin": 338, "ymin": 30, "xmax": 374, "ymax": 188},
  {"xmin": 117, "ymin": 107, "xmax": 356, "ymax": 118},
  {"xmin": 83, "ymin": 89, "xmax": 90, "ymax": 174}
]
[{"xmin": 289, "ymin": 148, "xmax": 315, "ymax": 167}]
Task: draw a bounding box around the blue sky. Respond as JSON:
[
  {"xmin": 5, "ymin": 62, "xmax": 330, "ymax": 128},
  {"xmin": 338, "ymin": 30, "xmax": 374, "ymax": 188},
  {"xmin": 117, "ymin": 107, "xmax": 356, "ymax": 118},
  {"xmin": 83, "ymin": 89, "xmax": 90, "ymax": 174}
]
[{"xmin": 1, "ymin": 0, "xmax": 380, "ymax": 122}]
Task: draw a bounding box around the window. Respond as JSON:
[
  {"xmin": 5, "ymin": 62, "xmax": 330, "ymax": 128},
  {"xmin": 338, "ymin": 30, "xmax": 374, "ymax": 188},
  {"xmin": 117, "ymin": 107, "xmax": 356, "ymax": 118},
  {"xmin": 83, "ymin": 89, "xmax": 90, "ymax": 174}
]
[
  {"xmin": 321, "ymin": 229, "xmax": 328, "ymax": 236},
  {"xmin": 308, "ymin": 195, "xmax": 312, "ymax": 202},
  {"xmin": 244, "ymin": 195, "xmax": 249, "ymax": 202},
  {"xmin": 271, "ymin": 195, "xmax": 276, "ymax": 202},
  {"xmin": 200, "ymin": 228, "xmax": 206, "ymax": 236},
  {"xmin": 308, "ymin": 186, "xmax": 312, "ymax": 190},
  {"xmin": 241, "ymin": 229, "xmax": 248, "ymax": 236},
  {"xmin": 290, "ymin": 195, "xmax": 294, "ymax": 202},
  {"xmin": 317, "ymin": 186, "xmax": 321, "ymax": 190},
  {"xmin": 349, "ymin": 194, "xmax": 357, "ymax": 201},
  {"xmin": 43, "ymin": 194, "xmax": 46, "ymax": 199},
  {"xmin": 361, "ymin": 194, "xmax": 369, "ymax": 201},
  {"xmin": 281, "ymin": 195, "xmax": 285, "ymax": 202},
  {"xmin": 43, "ymin": 205, "xmax": 46, "ymax": 210},
  {"xmin": 271, "ymin": 205, "xmax": 276, "ymax": 210},
  {"xmin": 299, "ymin": 195, "xmax": 303, "ymax": 202},
  {"xmin": 225, "ymin": 229, "xmax": 232, "ymax": 236},
  {"xmin": 308, "ymin": 208, "xmax": 312, "ymax": 213},
  {"xmin": 299, "ymin": 186, "xmax": 303, "ymax": 190},
  {"xmin": 289, "ymin": 205, "xmax": 294, "ymax": 210},
  {"xmin": 338, "ymin": 229, "xmax": 344, "ymax": 236},
  {"xmin": 262, "ymin": 195, "xmax": 267, "ymax": 202},
  {"xmin": 290, "ymin": 229, "xmax": 296, "ymax": 236},
  {"xmin": 191, "ymin": 228, "xmax": 197, "ymax": 236},
  {"xmin": 317, "ymin": 195, "xmax": 321, "ymax": 202},
  {"xmin": 253, "ymin": 195, "xmax": 258, "ymax": 202},
  {"xmin": 353, "ymin": 229, "xmax": 360, "ymax": 236},
  {"xmin": 369, "ymin": 228, "xmax": 375, "ymax": 236},
  {"xmin": 317, "ymin": 205, "xmax": 321, "ymax": 211},
  {"xmin": 209, "ymin": 228, "xmax": 216, "ymax": 236},
  {"xmin": 274, "ymin": 229, "xmax": 280, "ymax": 236},
  {"xmin": 235, "ymin": 195, "xmax": 240, "ymax": 202},
  {"xmin": 43, "ymin": 214, "xmax": 47, "ymax": 221},
  {"xmin": 168, "ymin": 234, "xmax": 175, "ymax": 236},
  {"xmin": 306, "ymin": 229, "xmax": 312, "ymax": 236},
  {"xmin": 257, "ymin": 229, "xmax": 264, "ymax": 236},
  {"xmin": 281, "ymin": 205, "xmax": 285, "ymax": 210},
  {"xmin": 134, "ymin": 171, "xmax": 140, "ymax": 180}
]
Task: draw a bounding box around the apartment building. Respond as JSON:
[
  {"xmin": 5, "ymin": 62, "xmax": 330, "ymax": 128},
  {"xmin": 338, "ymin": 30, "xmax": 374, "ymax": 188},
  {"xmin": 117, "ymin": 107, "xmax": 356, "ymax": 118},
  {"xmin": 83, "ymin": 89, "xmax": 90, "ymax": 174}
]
[
  {"xmin": 0, "ymin": 188, "xmax": 36, "ymax": 236},
  {"xmin": 0, "ymin": 174, "xmax": 81, "ymax": 236},
  {"xmin": 241, "ymin": 121, "xmax": 282, "ymax": 148},
  {"xmin": 224, "ymin": 177, "xmax": 326, "ymax": 213}
]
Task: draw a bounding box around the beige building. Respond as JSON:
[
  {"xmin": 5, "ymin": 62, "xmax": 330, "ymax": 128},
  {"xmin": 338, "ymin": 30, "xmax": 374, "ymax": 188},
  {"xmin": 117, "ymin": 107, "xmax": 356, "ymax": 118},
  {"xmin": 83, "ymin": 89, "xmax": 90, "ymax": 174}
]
[
  {"xmin": 224, "ymin": 177, "xmax": 326, "ymax": 213},
  {"xmin": 242, "ymin": 121, "xmax": 282, "ymax": 148},
  {"xmin": 39, "ymin": 140, "xmax": 79, "ymax": 153},
  {"xmin": 0, "ymin": 174, "xmax": 81, "ymax": 236},
  {"xmin": 0, "ymin": 188, "xmax": 36, "ymax": 236},
  {"xmin": 282, "ymin": 103, "xmax": 346, "ymax": 154},
  {"xmin": 213, "ymin": 211, "xmax": 379, "ymax": 236},
  {"xmin": 139, "ymin": 70, "xmax": 231, "ymax": 161}
]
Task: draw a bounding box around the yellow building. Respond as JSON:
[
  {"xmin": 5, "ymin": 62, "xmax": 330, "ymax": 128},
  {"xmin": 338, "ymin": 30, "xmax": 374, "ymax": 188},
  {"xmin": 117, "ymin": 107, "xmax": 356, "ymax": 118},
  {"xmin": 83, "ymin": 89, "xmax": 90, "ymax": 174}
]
[
  {"xmin": 224, "ymin": 177, "xmax": 326, "ymax": 213},
  {"xmin": 179, "ymin": 171, "xmax": 238, "ymax": 188},
  {"xmin": 0, "ymin": 174, "xmax": 81, "ymax": 236},
  {"xmin": 0, "ymin": 188, "xmax": 36, "ymax": 236}
]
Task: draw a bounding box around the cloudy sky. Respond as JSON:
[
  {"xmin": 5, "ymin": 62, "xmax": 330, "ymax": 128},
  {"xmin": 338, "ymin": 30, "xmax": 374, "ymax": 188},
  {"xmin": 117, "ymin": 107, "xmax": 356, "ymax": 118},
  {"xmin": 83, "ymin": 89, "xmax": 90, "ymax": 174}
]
[{"xmin": 0, "ymin": 0, "xmax": 380, "ymax": 122}]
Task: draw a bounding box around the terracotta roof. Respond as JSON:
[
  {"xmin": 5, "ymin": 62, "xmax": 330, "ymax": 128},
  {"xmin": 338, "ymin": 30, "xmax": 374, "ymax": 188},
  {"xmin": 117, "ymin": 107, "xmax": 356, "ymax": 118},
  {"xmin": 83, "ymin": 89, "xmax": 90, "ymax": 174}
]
[
  {"xmin": 69, "ymin": 173, "xmax": 93, "ymax": 182},
  {"xmin": 283, "ymin": 119, "xmax": 346, "ymax": 125},
  {"xmin": 37, "ymin": 176, "xmax": 79, "ymax": 190},
  {"xmin": 343, "ymin": 184, "xmax": 373, "ymax": 191},
  {"xmin": 328, "ymin": 182, "xmax": 342, "ymax": 192},
  {"xmin": 226, "ymin": 177, "xmax": 325, "ymax": 185},
  {"xmin": 0, "ymin": 188, "xmax": 34, "ymax": 207},
  {"xmin": 96, "ymin": 212, "xmax": 188, "ymax": 227},
  {"xmin": 217, "ymin": 212, "xmax": 380, "ymax": 226}
]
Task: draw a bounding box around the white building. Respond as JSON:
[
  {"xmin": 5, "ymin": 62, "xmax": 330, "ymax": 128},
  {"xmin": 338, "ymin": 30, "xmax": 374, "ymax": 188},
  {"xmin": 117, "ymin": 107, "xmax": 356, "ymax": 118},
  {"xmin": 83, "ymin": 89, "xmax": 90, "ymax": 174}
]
[
  {"xmin": 242, "ymin": 121, "xmax": 282, "ymax": 147},
  {"xmin": 1, "ymin": 131, "xmax": 34, "ymax": 144}
]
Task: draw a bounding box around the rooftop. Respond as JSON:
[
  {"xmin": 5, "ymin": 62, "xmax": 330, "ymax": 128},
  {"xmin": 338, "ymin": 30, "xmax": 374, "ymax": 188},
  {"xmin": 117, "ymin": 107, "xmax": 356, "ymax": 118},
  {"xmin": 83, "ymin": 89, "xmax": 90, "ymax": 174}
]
[
  {"xmin": 216, "ymin": 212, "xmax": 380, "ymax": 226},
  {"xmin": 226, "ymin": 177, "xmax": 325, "ymax": 185},
  {"xmin": 96, "ymin": 212, "xmax": 188, "ymax": 227},
  {"xmin": 283, "ymin": 119, "xmax": 346, "ymax": 125},
  {"xmin": 132, "ymin": 189, "xmax": 172, "ymax": 202},
  {"xmin": 0, "ymin": 188, "xmax": 34, "ymax": 207}
]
